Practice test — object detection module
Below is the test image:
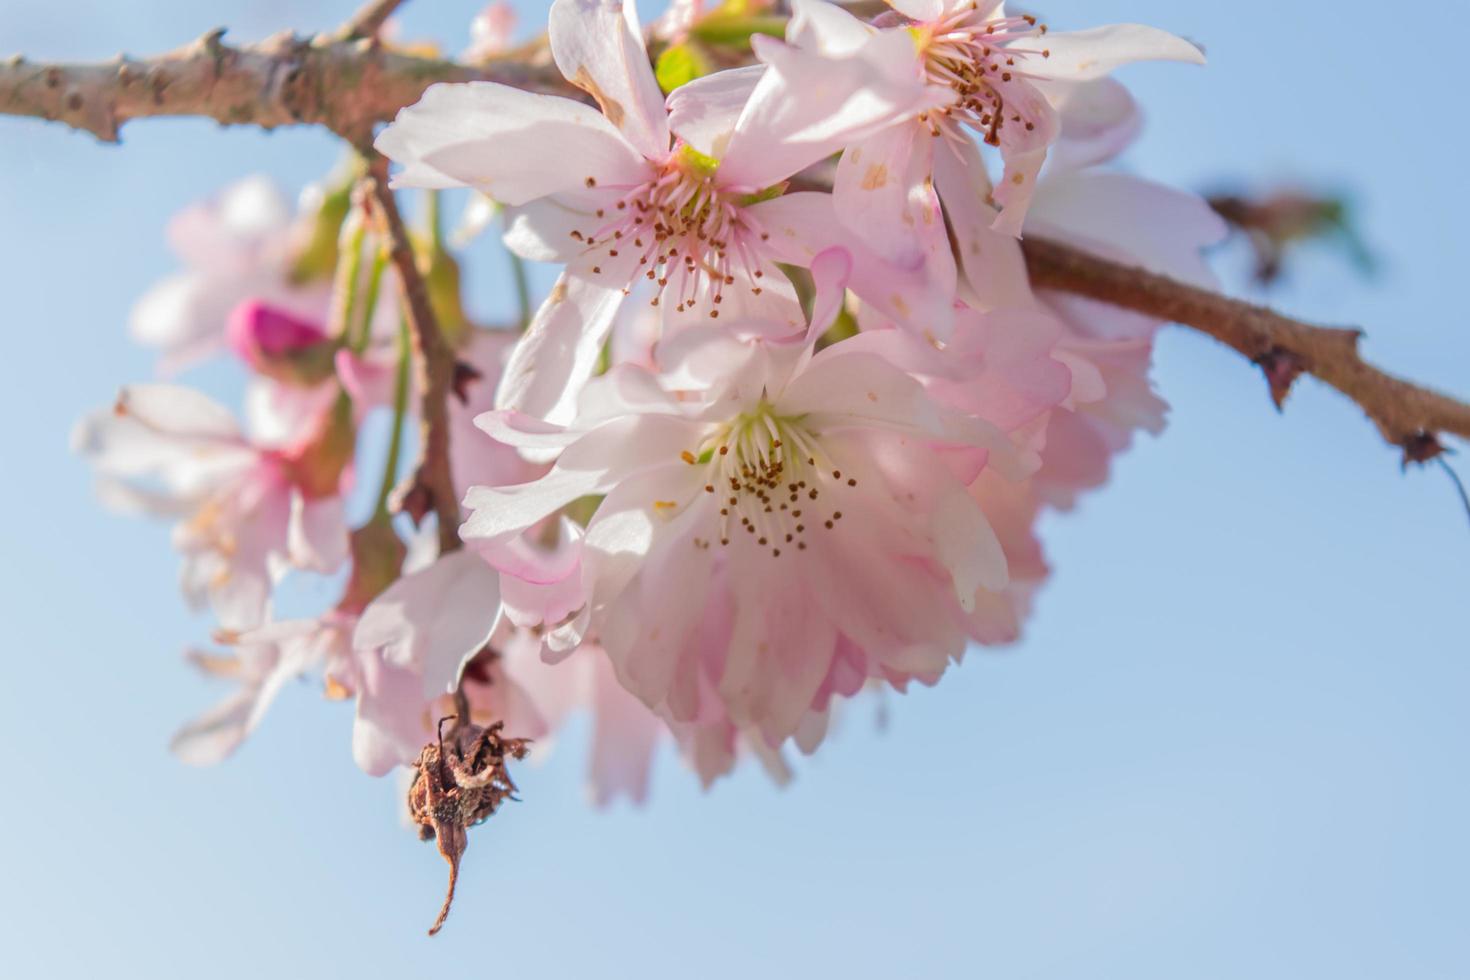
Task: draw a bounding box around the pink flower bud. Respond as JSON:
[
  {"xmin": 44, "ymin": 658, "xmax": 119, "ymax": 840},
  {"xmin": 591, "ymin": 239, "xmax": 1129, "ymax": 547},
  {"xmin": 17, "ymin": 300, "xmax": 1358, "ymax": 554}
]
[{"xmin": 226, "ymin": 300, "xmax": 338, "ymax": 386}]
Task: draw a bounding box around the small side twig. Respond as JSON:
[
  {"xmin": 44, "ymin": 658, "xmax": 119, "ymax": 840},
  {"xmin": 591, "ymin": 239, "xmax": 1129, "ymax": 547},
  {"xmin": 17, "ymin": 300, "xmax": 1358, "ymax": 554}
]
[
  {"xmin": 362, "ymin": 155, "xmax": 462, "ymax": 555},
  {"xmin": 337, "ymin": 0, "xmax": 409, "ymax": 42}
]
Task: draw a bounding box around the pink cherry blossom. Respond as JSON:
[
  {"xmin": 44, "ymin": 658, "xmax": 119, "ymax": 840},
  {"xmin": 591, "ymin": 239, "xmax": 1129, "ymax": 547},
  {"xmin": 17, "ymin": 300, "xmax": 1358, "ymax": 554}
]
[
  {"xmin": 782, "ymin": 0, "xmax": 1203, "ymax": 246},
  {"xmin": 376, "ymin": 0, "xmax": 942, "ymax": 424},
  {"xmin": 130, "ymin": 175, "xmax": 330, "ymax": 373},
  {"xmin": 462, "ymin": 255, "xmax": 1064, "ymax": 748},
  {"xmin": 171, "ymin": 615, "xmax": 356, "ymax": 765},
  {"xmin": 72, "ymin": 384, "xmax": 352, "ymax": 629}
]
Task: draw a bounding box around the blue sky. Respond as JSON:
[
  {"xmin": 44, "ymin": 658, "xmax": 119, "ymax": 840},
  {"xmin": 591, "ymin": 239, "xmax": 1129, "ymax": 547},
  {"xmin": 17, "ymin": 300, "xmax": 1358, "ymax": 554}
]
[{"xmin": 1, "ymin": 1, "xmax": 1467, "ymax": 977}]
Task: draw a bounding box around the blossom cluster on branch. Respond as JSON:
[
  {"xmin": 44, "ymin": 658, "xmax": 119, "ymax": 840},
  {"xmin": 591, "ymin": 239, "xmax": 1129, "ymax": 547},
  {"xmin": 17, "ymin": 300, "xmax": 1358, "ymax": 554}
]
[
  {"xmin": 40, "ymin": 0, "xmax": 1467, "ymax": 933},
  {"xmin": 74, "ymin": 0, "xmax": 1216, "ymax": 789}
]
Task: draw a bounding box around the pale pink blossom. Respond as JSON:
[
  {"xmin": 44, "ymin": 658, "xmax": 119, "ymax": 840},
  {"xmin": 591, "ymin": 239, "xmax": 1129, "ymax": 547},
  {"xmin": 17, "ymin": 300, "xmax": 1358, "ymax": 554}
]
[
  {"xmin": 782, "ymin": 0, "xmax": 1203, "ymax": 246},
  {"xmin": 130, "ymin": 176, "xmax": 329, "ymax": 373},
  {"xmin": 376, "ymin": 0, "xmax": 942, "ymax": 424},
  {"xmin": 171, "ymin": 615, "xmax": 356, "ymax": 765},
  {"xmin": 72, "ymin": 384, "xmax": 352, "ymax": 629},
  {"xmin": 462, "ymin": 254, "xmax": 1065, "ymax": 748}
]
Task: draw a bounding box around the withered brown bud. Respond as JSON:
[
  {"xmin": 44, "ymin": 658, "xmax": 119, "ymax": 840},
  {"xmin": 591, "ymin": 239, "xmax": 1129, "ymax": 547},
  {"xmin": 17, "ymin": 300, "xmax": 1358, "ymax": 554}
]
[{"xmin": 408, "ymin": 717, "xmax": 531, "ymax": 936}]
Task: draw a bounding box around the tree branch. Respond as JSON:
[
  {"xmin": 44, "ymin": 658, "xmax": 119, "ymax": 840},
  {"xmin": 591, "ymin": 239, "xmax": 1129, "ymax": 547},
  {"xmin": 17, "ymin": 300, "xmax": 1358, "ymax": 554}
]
[
  {"xmin": 0, "ymin": 28, "xmax": 566, "ymax": 144},
  {"xmin": 362, "ymin": 155, "xmax": 462, "ymax": 555},
  {"xmin": 5, "ymin": 27, "xmax": 1468, "ymax": 461},
  {"xmin": 1022, "ymin": 236, "xmax": 1470, "ymax": 454}
]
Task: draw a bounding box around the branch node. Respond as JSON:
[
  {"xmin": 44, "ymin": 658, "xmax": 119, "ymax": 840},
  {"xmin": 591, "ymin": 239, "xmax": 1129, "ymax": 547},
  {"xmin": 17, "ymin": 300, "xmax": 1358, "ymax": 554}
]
[
  {"xmin": 1253, "ymin": 348, "xmax": 1306, "ymax": 412},
  {"xmin": 1402, "ymin": 432, "xmax": 1447, "ymax": 469}
]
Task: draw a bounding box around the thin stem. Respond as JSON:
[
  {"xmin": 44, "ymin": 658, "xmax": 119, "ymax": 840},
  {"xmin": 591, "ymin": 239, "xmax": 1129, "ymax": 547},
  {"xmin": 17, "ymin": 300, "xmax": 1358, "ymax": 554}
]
[
  {"xmin": 426, "ymin": 189, "xmax": 445, "ymax": 251},
  {"xmin": 363, "ymin": 154, "xmax": 462, "ymax": 555},
  {"xmin": 352, "ymin": 245, "xmax": 389, "ymax": 354},
  {"xmin": 331, "ymin": 214, "xmax": 367, "ymax": 346},
  {"xmin": 374, "ymin": 317, "xmax": 413, "ymax": 519}
]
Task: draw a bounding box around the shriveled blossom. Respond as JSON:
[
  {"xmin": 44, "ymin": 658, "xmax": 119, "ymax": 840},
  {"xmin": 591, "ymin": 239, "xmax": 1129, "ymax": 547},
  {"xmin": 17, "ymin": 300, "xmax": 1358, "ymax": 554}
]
[
  {"xmin": 376, "ymin": 0, "xmax": 947, "ymax": 424},
  {"xmin": 463, "ymin": 254, "xmax": 1070, "ymax": 748}
]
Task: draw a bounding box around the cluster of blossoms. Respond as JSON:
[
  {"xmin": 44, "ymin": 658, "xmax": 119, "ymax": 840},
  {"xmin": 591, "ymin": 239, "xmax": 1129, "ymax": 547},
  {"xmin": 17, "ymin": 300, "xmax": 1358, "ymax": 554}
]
[{"xmin": 76, "ymin": 0, "xmax": 1223, "ymax": 801}]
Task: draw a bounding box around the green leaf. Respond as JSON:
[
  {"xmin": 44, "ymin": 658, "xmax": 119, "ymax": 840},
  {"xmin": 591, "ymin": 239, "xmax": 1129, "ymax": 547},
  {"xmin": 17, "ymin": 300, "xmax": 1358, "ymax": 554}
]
[{"xmin": 655, "ymin": 42, "xmax": 712, "ymax": 95}]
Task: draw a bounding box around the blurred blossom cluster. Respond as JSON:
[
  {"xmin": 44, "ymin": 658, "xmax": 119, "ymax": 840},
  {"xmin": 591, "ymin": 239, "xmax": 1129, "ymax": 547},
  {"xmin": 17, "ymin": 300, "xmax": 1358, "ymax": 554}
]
[{"xmin": 75, "ymin": 0, "xmax": 1224, "ymax": 803}]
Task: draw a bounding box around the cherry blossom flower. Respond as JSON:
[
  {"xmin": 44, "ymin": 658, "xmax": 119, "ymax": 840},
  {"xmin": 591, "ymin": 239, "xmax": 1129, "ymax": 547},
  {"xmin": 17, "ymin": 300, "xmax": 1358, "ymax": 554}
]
[
  {"xmin": 376, "ymin": 0, "xmax": 943, "ymax": 424},
  {"xmin": 72, "ymin": 384, "xmax": 352, "ymax": 629},
  {"xmin": 130, "ymin": 175, "xmax": 330, "ymax": 373},
  {"xmin": 171, "ymin": 616, "xmax": 356, "ymax": 765},
  {"xmin": 462, "ymin": 254, "xmax": 1065, "ymax": 747},
  {"xmin": 782, "ymin": 0, "xmax": 1203, "ymax": 245}
]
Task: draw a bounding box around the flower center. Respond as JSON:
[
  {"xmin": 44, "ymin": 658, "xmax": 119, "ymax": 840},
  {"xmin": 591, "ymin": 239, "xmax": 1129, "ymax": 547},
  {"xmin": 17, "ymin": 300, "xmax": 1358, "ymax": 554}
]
[
  {"xmin": 680, "ymin": 406, "xmax": 858, "ymax": 559},
  {"xmin": 917, "ymin": 10, "xmax": 1050, "ymax": 146},
  {"xmin": 573, "ymin": 145, "xmax": 775, "ymax": 317}
]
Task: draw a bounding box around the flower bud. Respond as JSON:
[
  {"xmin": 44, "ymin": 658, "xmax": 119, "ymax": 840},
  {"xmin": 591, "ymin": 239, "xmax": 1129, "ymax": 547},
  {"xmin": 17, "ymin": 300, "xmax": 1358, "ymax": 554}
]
[{"xmin": 227, "ymin": 300, "xmax": 340, "ymax": 386}]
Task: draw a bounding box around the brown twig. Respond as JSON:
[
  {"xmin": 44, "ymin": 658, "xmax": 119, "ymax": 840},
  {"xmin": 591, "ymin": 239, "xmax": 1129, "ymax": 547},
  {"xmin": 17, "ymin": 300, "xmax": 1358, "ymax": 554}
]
[
  {"xmin": 362, "ymin": 155, "xmax": 462, "ymax": 554},
  {"xmin": 337, "ymin": 0, "xmax": 409, "ymax": 42},
  {"xmin": 0, "ymin": 28, "xmax": 566, "ymax": 144},
  {"xmin": 1022, "ymin": 236, "xmax": 1470, "ymax": 454}
]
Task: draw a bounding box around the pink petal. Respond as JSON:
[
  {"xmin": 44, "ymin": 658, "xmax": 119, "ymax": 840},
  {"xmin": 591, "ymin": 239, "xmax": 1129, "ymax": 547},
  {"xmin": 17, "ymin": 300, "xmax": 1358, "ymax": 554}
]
[
  {"xmin": 931, "ymin": 137, "xmax": 1035, "ymax": 310},
  {"xmin": 549, "ymin": 0, "xmax": 671, "ymax": 160},
  {"xmin": 376, "ymin": 82, "xmax": 649, "ymax": 204},
  {"xmin": 833, "ymin": 126, "xmax": 933, "ymax": 268},
  {"xmin": 1037, "ymin": 24, "xmax": 1205, "ymax": 81},
  {"xmin": 1027, "ymin": 171, "xmax": 1227, "ymax": 288},
  {"xmin": 787, "ymin": 0, "xmax": 873, "ymax": 56},
  {"xmin": 1039, "ymin": 77, "xmax": 1143, "ymax": 171},
  {"xmin": 666, "ymin": 64, "xmax": 764, "ymax": 159},
  {"xmin": 747, "ymin": 191, "xmax": 955, "ymax": 338},
  {"xmin": 461, "ymin": 414, "xmax": 705, "ymax": 542},
  {"xmin": 720, "ymin": 31, "xmax": 940, "ymax": 191},
  {"xmin": 353, "ymin": 550, "xmax": 504, "ymax": 702},
  {"xmin": 494, "ymin": 270, "xmax": 628, "ymax": 426},
  {"xmin": 287, "ymin": 494, "xmax": 348, "ymax": 573}
]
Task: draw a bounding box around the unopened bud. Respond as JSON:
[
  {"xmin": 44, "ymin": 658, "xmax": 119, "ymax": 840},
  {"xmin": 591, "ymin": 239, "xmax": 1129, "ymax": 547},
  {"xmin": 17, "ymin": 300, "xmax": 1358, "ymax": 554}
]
[{"xmin": 227, "ymin": 300, "xmax": 339, "ymax": 386}]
